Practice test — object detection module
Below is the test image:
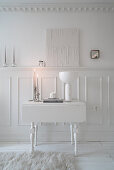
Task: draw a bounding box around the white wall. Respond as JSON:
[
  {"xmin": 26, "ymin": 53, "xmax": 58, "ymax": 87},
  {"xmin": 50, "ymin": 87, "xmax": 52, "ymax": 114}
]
[
  {"xmin": 0, "ymin": 2, "xmax": 114, "ymax": 142},
  {"xmin": 0, "ymin": 5, "xmax": 114, "ymax": 67}
]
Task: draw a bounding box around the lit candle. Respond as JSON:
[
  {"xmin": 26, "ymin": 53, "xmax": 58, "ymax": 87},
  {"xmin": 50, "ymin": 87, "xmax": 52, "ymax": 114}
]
[{"xmin": 33, "ymin": 69, "xmax": 36, "ymax": 88}]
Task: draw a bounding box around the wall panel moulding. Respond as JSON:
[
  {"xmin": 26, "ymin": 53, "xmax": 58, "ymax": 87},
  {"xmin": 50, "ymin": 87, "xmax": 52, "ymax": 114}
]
[{"xmin": 0, "ymin": 2, "xmax": 114, "ymax": 13}]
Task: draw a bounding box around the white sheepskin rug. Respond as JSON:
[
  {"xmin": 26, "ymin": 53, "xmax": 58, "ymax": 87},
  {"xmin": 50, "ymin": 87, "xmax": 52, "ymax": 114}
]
[{"xmin": 0, "ymin": 151, "xmax": 76, "ymax": 170}]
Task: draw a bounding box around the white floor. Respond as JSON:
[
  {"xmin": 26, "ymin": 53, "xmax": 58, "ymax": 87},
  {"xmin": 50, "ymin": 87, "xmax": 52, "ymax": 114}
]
[{"xmin": 0, "ymin": 142, "xmax": 114, "ymax": 170}]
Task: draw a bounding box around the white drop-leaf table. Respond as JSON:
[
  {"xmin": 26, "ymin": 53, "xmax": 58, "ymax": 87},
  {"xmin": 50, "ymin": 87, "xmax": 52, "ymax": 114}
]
[{"xmin": 22, "ymin": 101, "xmax": 86, "ymax": 155}]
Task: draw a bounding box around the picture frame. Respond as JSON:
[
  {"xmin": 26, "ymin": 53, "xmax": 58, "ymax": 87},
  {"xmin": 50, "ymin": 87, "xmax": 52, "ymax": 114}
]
[{"xmin": 90, "ymin": 50, "xmax": 100, "ymax": 59}]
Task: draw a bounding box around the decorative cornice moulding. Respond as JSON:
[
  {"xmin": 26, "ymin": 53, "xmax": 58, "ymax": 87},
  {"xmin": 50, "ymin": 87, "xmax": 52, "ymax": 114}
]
[{"xmin": 0, "ymin": 2, "xmax": 114, "ymax": 12}]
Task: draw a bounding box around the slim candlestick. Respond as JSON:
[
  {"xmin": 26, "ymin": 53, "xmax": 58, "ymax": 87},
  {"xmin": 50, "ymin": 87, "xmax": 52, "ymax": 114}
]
[
  {"xmin": 13, "ymin": 48, "xmax": 15, "ymax": 63},
  {"xmin": 5, "ymin": 47, "xmax": 6, "ymax": 63},
  {"xmin": 12, "ymin": 48, "xmax": 16, "ymax": 67},
  {"xmin": 3, "ymin": 47, "xmax": 8, "ymax": 67}
]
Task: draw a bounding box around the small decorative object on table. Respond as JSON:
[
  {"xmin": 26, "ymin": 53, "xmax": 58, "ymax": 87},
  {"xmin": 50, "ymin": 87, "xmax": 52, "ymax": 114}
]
[
  {"xmin": 43, "ymin": 98, "xmax": 63, "ymax": 103},
  {"xmin": 90, "ymin": 50, "xmax": 100, "ymax": 59},
  {"xmin": 3, "ymin": 47, "xmax": 8, "ymax": 67},
  {"xmin": 49, "ymin": 91, "xmax": 56, "ymax": 99},
  {"xmin": 12, "ymin": 48, "xmax": 16, "ymax": 67},
  {"xmin": 39, "ymin": 60, "xmax": 45, "ymax": 67}
]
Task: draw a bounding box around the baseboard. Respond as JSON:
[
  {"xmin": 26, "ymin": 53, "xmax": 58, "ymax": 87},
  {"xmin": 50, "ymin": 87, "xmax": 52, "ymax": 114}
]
[{"xmin": 0, "ymin": 130, "xmax": 114, "ymax": 142}]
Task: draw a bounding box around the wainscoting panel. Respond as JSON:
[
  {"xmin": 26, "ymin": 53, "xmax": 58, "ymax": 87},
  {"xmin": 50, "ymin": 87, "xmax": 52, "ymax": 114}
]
[
  {"xmin": 108, "ymin": 76, "xmax": 114, "ymax": 126},
  {"xmin": 0, "ymin": 76, "xmax": 11, "ymax": 126},
  {"xmin": 41, "ymin": 76, "xmax": 57, "ymax": 100},
  {"xmin": 86, "ymin": 76, "xmax": 103, "ymax": 125},
  {"xmin": 18, "ymin": 77, "xmax": 33, "ymax": 125}
]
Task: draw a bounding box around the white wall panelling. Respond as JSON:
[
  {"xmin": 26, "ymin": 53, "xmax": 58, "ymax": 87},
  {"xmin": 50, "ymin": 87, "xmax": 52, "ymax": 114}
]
[{"xmin": 0, "ymin": 68, "xmax": 114, "ymax": 142}]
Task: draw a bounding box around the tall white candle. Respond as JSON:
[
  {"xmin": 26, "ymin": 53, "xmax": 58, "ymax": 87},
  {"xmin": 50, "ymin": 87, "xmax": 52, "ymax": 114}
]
[{"xmin": 33, "ymin": 69, "xmax": 36, "ymax": 88}]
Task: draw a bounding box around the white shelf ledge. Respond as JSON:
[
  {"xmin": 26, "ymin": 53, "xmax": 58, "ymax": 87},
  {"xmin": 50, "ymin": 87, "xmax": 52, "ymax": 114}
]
[{"xmin": 0, "ymin": 66, "xmax": 114, "ymax": 71}]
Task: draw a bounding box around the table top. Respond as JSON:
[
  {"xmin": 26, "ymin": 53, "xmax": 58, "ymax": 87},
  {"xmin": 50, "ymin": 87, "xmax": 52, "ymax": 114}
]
[{"xmin": 23, "ymin": 100, "xmax": 86, "ymax": 106}]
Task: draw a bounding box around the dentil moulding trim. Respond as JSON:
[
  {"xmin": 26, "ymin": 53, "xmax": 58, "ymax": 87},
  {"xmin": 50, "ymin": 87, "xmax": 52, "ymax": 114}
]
[{"xmin": 0, "ymin": 3, "xmax": 114, "ymax": 12}]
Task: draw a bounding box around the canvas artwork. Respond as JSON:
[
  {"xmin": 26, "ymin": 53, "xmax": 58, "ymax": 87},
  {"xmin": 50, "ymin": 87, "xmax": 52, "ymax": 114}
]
[{"xmin": 46, "ymin": 28, "xmax": 79, "ymax": 67}]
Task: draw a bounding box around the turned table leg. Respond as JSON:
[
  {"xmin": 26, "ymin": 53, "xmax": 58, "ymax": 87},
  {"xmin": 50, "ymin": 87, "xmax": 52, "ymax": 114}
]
[
  {"xmin": 70, "ymin": 124, "xmax": 74, "ymax": 145},
  {"xmin": 30, "ymin": 122, "xmax": 35, "ymax": 152},
  {"xmin": 35, "ymin": 124, "xmax": 38, "ymax": 146},
  {"xmin": 73, "ymin": 124, "xmax": 78, "ymax": 156}
]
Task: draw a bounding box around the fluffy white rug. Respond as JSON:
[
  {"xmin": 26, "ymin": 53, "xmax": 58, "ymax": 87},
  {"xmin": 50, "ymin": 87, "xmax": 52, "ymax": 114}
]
[{"xmin": 0, "ymin": 151, "xmax": 76, "ymax": 170}]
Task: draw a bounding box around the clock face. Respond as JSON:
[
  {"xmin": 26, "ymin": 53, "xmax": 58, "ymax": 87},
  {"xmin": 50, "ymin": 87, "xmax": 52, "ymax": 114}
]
[{"xmin": 91, "ymin": 50, "xmax": 100, "ymax": 59}]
